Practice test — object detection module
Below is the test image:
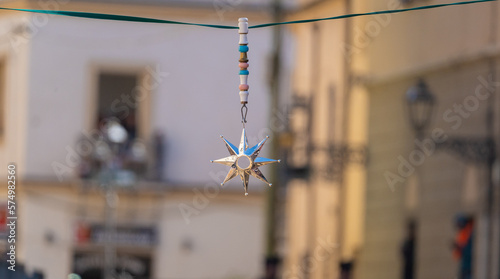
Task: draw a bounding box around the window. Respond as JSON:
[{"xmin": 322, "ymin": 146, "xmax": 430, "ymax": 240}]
[
  {"xmin": 78, "ymin": 70, "xmax": 158, "ymax": 181},
  {"xmin": 96, "ymin": 72, "xmax": 139, "ymax": 139}
]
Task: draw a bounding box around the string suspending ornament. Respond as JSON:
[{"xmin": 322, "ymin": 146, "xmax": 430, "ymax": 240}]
[{"xmin": 211, "ymin": 18, "xmax": 280, "ymax": 196}]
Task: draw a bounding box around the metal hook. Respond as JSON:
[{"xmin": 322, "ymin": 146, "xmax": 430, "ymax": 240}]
[{"xmin": 241, "ymin": 104, "xmax": 248, "ymax": 126}]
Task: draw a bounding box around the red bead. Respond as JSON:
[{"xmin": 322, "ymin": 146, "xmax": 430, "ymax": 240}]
[{"xmin": 239, "ymin": 84, "xmax": 249, "ymax": 91}]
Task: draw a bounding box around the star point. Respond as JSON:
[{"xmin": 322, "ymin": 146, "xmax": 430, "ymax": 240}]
[{"xmin": 211, "ymin": 128, "xmax": 279, "ymax": 195}]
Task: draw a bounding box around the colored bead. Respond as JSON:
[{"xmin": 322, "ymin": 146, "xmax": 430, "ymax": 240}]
[
  {"xmin": 239, "ymin": 70, "xmax": 249, "ymax": 75},
  {"xmin": 239, "ymin": 84, "xmax": 249, "ymax": 90},
  {"xmin": 240, "ymin": 52, "xmax": 248, "ymax": 62},
  {"xmin": 239, "ymin": 45, "xmax": 249, "ymax": 52},
  {"xmin": 239, "ymin": 63, "xmax": 249, "ymax": 69}
]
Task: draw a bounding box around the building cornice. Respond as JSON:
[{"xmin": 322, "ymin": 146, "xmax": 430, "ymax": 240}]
[
  {"xmin": 16, "ymin": 177, "xmax": 265, "ymax": 199},
  {"xmin": 363, "ymin": 44, "xmax": 500, "ymax": 88}
]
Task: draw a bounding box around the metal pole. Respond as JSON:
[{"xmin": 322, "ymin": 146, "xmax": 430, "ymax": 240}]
[
  {"xmin": 103, "ymin": 144, "xmax": 119, "ymax": 279},
  {"xmin": 486, "ymin": 1, "xmax": 498, "ymax": 278},
  {"xmin": 104, "ymin": 183, "xmax": 117, "ymax": 279},
  {"xmin": 265, "ymin": 0, "xmax": 282, "ymax": 278}
]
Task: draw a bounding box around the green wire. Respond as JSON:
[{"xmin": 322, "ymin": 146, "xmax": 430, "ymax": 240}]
[
  {"xmin": 250, "ymin": 0, "xmax": 497, "ymax": 28},
  {"xmin": 0, "ymin": 0, "xmax": 495, "ymax": 29},
  {"xmin": 0, "ymin": 8, "xmax": 239, "ymax": 29}
]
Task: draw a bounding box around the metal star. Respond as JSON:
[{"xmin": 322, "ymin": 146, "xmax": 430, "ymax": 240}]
[{"xmin": 211, "ymin": 128, "xmax": 280, "ymax": 196}]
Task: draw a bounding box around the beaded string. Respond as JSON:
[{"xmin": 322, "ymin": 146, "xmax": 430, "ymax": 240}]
[{"xmin": 238, "ymin": 18, "xmax": 249, "ymax": 127}]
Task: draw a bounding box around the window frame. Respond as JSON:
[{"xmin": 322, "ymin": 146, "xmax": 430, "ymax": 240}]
[{"xmin": 86, "ymin": 63, "xmax": 153, "ymax": 143}]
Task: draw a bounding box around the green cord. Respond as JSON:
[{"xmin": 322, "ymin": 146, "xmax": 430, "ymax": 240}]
[
  {"xmin": 0, "ymin": 8, "xmax": 239, "ymax": 29},
  {"xmin": 0, "ymin": 0, "xmax": 495, "ymax": 29},
  {"xmin": 250, "ymin": 0, "xmax": 497, "ymax": 28}
]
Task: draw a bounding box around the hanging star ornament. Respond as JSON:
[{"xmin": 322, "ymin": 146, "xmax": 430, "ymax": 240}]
[{"xmin": 211, "ymin": 128, "xmax": 280, "ymax": 196}]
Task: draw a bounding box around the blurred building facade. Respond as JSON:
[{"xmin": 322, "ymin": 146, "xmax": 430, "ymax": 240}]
[
  {"xmin": 354, "ymin": 1, "xmax": 500, "ymax": 279},
  {"xmin": 283, "ymin": 1, "xmax": 500, "ymax": 279},
  {"xmin": 281, "ymin": 1, "xmax": 352, "ymax": 279},
  {"xmin": 0, "ymin": 1, "xmax": 294, "ymax": 279}
]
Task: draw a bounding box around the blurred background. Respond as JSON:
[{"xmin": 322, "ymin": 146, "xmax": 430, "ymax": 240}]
[{"xmin": 0, "ymin": 0, "xmax": 499, "ymax": 279}]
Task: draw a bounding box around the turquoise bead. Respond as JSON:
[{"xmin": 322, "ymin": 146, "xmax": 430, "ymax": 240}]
[
  {"xmin": 239, "ymin": 70, "xmax": 249, "ymax": 75},
  {"xmin": 239, "ymin": 45, "xmax": 249, "ymax": 52}
]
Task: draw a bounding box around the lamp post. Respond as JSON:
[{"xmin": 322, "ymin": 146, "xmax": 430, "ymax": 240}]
[
  {"xmin": 405, "ymin": 79, "xmax": 497, "ymax": 278},
  {"xmin": 94, "ymin": 119, "xmax": 128, "ymax": 279}
]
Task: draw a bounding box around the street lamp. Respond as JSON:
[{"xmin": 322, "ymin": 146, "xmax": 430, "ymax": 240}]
[
  {"xmin": 405, "ymin": 79, "xmax": 494, "ymax": 163},
  {"xmin": 405, "ymin": 79, "xmax": 435, "ymax": 136},
  {"xmin": 285, "ymin": 94, "xmax": 367, "ymax": 182},
  {"xmin": 105, "ymin": 120, "xmax": 128, "ymax": 144}
]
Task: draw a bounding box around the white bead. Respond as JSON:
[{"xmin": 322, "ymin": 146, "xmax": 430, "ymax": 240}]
[
  {"xmin": 239, "ymin": 34, "xmax": 248, "ymax": 45},
  {"xmin": 240, "ymin": 75, "xmax": 248, "ymax": 85},
  {"xmin": 239, "ymin": 91, "xmax": 249, "ymax": 103},
  {"xmin": 238, "ymin": 17, "xmax": 248, "ymax": 34}
]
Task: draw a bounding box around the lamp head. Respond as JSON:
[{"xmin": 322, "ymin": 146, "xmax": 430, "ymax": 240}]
[{"xmin": 406, "ymin": 79, "xmax": 435, "ymax": 134}]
